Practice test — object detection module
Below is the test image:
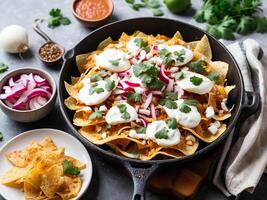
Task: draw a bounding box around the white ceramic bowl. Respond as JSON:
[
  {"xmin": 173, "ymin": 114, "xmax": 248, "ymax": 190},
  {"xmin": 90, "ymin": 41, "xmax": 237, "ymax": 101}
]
[
  {"xmin": 0, "ymin": 67, "xmax": 57, "ymax": 122},
  {"xmin": 0, "ymin": 128, "xmax": 93, "ymax": 200}
]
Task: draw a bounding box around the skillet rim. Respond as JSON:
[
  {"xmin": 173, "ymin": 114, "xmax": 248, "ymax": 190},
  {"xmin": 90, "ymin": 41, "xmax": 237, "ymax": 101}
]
[{"xmin": 58, "ymin": 17, "xmax": 244, "ymax": 165}]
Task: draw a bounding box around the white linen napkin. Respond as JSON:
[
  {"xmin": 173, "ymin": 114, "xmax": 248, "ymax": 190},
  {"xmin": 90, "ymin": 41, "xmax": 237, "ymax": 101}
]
[{"xmin": 213, "ymin": 39, "xmax": 267, "ymax": 196}]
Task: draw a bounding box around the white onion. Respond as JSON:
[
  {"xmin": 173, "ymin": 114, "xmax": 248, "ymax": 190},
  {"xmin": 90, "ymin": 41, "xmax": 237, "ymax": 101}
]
[{"xmin": 0, "ymin": 25, "xmax": 29, "ymax": 53}]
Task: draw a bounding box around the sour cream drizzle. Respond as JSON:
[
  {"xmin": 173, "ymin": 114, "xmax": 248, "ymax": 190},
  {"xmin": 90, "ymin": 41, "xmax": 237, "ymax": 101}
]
[
  {"xmin": 163, "ymin": 99, "xmax": 201, "ymax": 128},
  {"xmin": 176, "ymin": 71, "xmax": 214, "ymax": 95},
  {"xmin": 95, "ymin": 48, "xmax": 131, "ymax": 72},
  {"xmin": 146, "ymin": 120, "xmax": 180, "ymax": 147}
]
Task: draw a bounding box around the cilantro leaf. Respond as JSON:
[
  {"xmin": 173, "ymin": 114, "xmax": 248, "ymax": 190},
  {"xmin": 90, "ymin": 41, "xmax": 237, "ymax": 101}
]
[
  {"xmin": 152, "ymin": 9, "xmax": 164, "ymax": 16},
  {"xmin": 62, "ymin": 160, "xmax": 80, "ymax": 176},
  {"xmin": 164, "ymin": 92, "xmax": 178, "ymax": 101},
  {"xmin": 175, "ymin": 72, "xmax": 184, "ymax": 80},
  {"xmin": 155, "ymin": 127, "xmax": 168, "ymax": 139},
  {"xmin": 0, "ymin": 63, "xmax": 8, "ymax": 74},
  {"xmin": 188, "ymin": 60, "xmax": 206, "ymax": 74},
  {"xmin": 173, "ymin": 49, "xmax": 185, "ymax": 63},
  {"xmin": 109, "ymin": 58, "xmax": 120, "ymax": 66},
  {"xmin": 190, "ymin": 76, "xmax": 203, "ymax": 86},
  {"xmin": 95, "ymin": 87, "xmax": 104, "ymax": 94},
  {"xmin": 121, "ymin": 112, "xmax": 131, "ymax": 120},
  {"xmin": 207, "ymin": 72, "xmax": 220, "ymax": 83},
  {"xmin": 134, "ymin": 38, "xmax": 148, "ymax": 48},
  {"xmin": 166, "ymin": 118, "xmax": 177, "ymax": 129},
  {"xmin": 160, "ymin": 99, "xmax": 177, "ymax": 109},
  {"xmin": 90, "ymin": 70, "xmax": 108, "ymax": 82},
  {"xmin": 127, "ymin": 92, "xmax": 142, "ymax": 102},
  {"xmin": 136, "ymin": 127, "xmax": 146, "ymax": 134},
  {"xmin": 105, "ymin": 80, "xmax": 116, "ymax": 91},
  {"xmin": 125, "ymin": 0, "xmax": 135, "ymax": 4},
  {"xmin": 89, "ymin": 111, "xmax": 103, "ymax": 120},
  {"xmin": 47, "ymin": 8, "xmax": 71, "ymax": 28},
  {"xmin": 117, "ymin": 104, "xmax": 127, "ymax": 113},
  {"xmin": 256, "ymin": 17, "xmax": 267, "ymax": 33},
  {"xmin": 236, "ymin": 16, "xmax": 256, "ymax": 34},
  {"xmin": 179, "ymin": 99, "xmax": 198, "ymax": 113}
]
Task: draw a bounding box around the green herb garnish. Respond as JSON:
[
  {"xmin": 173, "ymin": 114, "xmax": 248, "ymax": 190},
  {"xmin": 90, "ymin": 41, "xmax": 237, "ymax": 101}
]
[
  {"xmin": 155, "ymin": 127, "xmax": 169, "ymax": 139},
  {"xmin": 94, "ymin": 87, "xmax": 104, "ymax": 94},
  {"xmin": 0, "ymin": 63, "xmax": 8, "ymax": 74},
  {"xmin": 188, "ymin": 60, "xmax": 206, "ymax": 74},
  {"xmin": 175, "ymin": 72, "xmax": 184, "ymax": 80},
  {"xmin": 173, "ymin": 49, "xmax": 185, "ymax": 62},
  {"xmin": 90, "ymin": 70, "xmax": 107, "ymax": 82},
  {"xmin": 194, "ymin": 0, "xmax": 267, "ymax": 40},
  {"xmin": 127, "ymin": 92, "xmax": 142, "ymax": 102},
  {"xmin": 109, "ymin": 58, "xmax": 121, "ymax": 66},
  {"xmin": 207, "ymin": 72, "xmax": 220, "ymax": 83},
  {"xmin": 133, "ymin": 61, "xmax": 163, "ymax": 90},
  {"xmin": 125, "ymin": 0, "xmax": 164, "ymax": 16},
  {"xmin": 47, "ymin": 8, "xmax": 71, "ymax": 28},
  {"xmin": 166, "ymin": 118, "xmax": 177, "ymax": 129},
  {"xmin": 134, "ymin": 38, "xmax": 148, "ymax": 48},
  {"xmin": 136, "ymin": 127, "xmax": 146, "ymax": 134},
  {"xmin": 117, "ymin": 104, "xmax": 131, "ymax": 120},
  {"xmin": 159, "ymin": 92, "xmax": 178, "ymax": 109},
  {"xmin": 89, "ymin": 111, "xmax": 103, "ymax": 120},
  {"xmin": 62, "ymin": 160, "xmax": 80, "ymax": 176},
  {"xmin": 105, "ymin": 80, "xmax": 116, "ymax": 91},
  {"xmin": 179, "ymin": 99, "xmax": 198, "ymax": 113},
  {"xmin": 159, "ymin": 48, "xmax": 186, "ymax": 66},
  {"xmin": 190, "ymin": 76, "xmax": 203, "ymax": 86}
]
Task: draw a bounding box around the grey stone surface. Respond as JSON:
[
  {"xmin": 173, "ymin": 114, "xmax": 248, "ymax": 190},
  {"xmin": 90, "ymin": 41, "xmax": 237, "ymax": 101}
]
[{"xmin": 0, "ymin": 0, "xmax": 266, "ymax": 200}]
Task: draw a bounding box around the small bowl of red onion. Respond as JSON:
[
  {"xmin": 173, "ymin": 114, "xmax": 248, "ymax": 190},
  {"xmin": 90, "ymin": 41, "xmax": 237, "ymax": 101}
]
[{"xmin": 0, "ymin": 67, "xmax": 56, "ymax": 122}]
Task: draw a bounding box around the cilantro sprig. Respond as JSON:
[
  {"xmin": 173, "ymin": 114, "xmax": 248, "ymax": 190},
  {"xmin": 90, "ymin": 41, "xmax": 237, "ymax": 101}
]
[
  {"xmin": 89, "ymin": 111, "xmax": 103, "ymax": 120},
  {"xmin": 159, "ymin": 48, "xmax": 185, "ymax": 67},
  {"xmin": 62, "ymin": 160, "xmax": 80, "ymax": 176},
  {"xmin": 179, "ymin": 99, "xmax": 198, "ymax": 113},
  {"xmin": 133, "ymin": 61, "xmax": 163, "ymax": 90},
  {"xmin": 47, "ymin": 8, "xmax": 71, "ymax": 28},
  {"xmin": 155, "ymin": 127, "xmax": 168, "ymax": 139},
  {"xmin": 0, "ymin": 63, "xmax": 8, "ymax": 74},
  {"xmin": 117, "ymin": 104, "xmax": 131, "ymax": 120},
  {"xmin": 125, "ymin": 0, "xmax": 164, "ymax": 16},
  {"xmin": 195, "ymin": 0, "xmax": 267, "ymax": 40},
  {"xmin": 159, "ymin": 92, "xmax": 178, "ymax": 109},
  {"xmin": 127, "ymin": 92, "xmax": 142, "ymax": 102},
  {"xmin": 90, "ymin": 70, "xmax": 108, "ymax": 82}
]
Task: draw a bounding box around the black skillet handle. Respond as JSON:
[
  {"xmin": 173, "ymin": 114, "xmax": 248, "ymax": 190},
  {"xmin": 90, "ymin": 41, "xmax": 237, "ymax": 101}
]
[
  {"xmin": 240, "ymin": 91, "xmax": 260, "ymax": 121},
  {"xmin": 123, "ymin": 161, "xmax": 159, "ymax": 200}
]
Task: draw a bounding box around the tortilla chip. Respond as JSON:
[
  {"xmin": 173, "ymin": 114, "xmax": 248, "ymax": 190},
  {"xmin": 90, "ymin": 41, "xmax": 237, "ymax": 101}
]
[
  {"xmin": 64, "ymin": 97, "xmax": 85, "ymax": 111},
  {"xmin": 211, "ymin": 61, "xmax": 229, "ymax": 83},
  {"xmin": 71, "ymin": 76, "xmax": 80, "ymax": 85},
  {"xmin": 1, "ymin": 165, "xmax": 32, "ymax": 187},
  {"xmin": 76, "ymin": 53, "xmax": 90, "ymax": 74},
  {"xmin": 62, "ymin": 156, "xmax": 86, "ymax": 170},
  {"xmin": 97, "ymin": 37, "xmax": 114, "ymax": 50},
  {"xmin": 184, "ymin": 124, "xmax": 227, "ymax": 143},
  {"xmin": 187, "ymin": 41, "xmax": 199, "ymax": 49},
  {"xmin": 57, "ymin": 176, "xmax": 82, "ymax": 200},
  {"xmin": 194, "ymin": 35, "xmax": 212, "ymax": 60},
  {"xmin": 40, "ymin": 165, "xmax": 63, "ymax": 198}
]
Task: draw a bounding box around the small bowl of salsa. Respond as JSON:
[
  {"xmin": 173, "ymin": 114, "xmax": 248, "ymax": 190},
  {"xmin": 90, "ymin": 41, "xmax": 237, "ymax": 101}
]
[{"xmin": 72, "ymin": 0, "xmax": 114, "ymax": 28}]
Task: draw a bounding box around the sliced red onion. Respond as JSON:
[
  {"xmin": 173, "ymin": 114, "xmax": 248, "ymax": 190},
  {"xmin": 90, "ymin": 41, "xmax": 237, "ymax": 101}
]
[
  {"xmin": 0, "ymin": 82, "xmax": 27, "ymax": 100},
  {"xmin": 160, "ymin": 85, "xmax": 166, "ymax": 92},
  {"xmin": 166, "ymin": 79, "xmax": 174, "ymax": 92},
  {"xmin": 138, "ymin": 109, "xmax": 151, "ymax": 116},
  {"xmin": 28, "ymin": 88, "xmax": 49, "ymax": 99},
  {"xmin": 138, "ymin": 118, "xmax": 148, "ymax": 127},
  {"xmin": 36, "ymin": 96, "xmax": 48, "ymax": 106},
  {"xmin": 114, "ymin": 89, "xmax": 126, "ymax": 95},
  {"xmin": 117, "ymin": 72, "xmax": 130, "ymax": 77},
  {"xmin": 34, "ymin": 74, "xmax": 46, "ymax": 84},
  {"xmin": 143, "ymin": 93, "xmax": 152, "ymax": 109},
  {"xmin": 153, "ymin": 45, "xmax": 158, "ymax": 51},
  {"xmin": 4, "ymin": 99, "xmax": 13, "ymax": 107},
  {"xmin": 150, "ymin": 103, "xmax": 156, "ymax": 119},
  {"xmin": 151, "ymin": 90, "xmax": 162, "ymax": 96},
  {"xmin": 159, "ymin": 65, "xmax": 170, "ymax": 84},
  {"xmin": 124, "ymin": 80, "xmax": 141, "ymax": 88},
  {"xmin": 8, "ymin": 77, "xmax": 15, "ymax": 87}
]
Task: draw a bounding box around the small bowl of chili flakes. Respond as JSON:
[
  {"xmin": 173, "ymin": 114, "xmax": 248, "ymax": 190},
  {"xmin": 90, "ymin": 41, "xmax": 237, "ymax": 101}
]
[
  {"xmin": 72, "ymin": 0, "xmax": 114, "ymax": 28},
  {"xmin": 38, "ymin": 42, "xmax": 65, "ymax": 66}
]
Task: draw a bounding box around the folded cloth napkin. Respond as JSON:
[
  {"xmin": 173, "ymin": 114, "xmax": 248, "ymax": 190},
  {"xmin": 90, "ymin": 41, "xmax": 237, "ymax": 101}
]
[{"xmin": 213, "ymin": 39, "xmax": 267, "ymax": 196}]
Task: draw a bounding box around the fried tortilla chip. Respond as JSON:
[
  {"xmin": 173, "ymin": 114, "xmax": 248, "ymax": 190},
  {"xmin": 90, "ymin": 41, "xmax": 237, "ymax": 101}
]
[{"xmin": 194, "ymin": 35, "xmax": 212, "ymax": 60}]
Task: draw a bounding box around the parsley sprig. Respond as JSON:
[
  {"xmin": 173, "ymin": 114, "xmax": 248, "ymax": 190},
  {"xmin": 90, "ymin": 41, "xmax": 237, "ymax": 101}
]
[{"xmin": 195, "ymin": 0, "xmax": 267, "ymax": 40}]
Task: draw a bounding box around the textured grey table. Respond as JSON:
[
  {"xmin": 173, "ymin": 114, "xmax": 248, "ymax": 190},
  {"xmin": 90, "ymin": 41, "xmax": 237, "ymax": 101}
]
[{"xmin": 0, "ymin": 0, "xmax": 266, "ymax": 200}]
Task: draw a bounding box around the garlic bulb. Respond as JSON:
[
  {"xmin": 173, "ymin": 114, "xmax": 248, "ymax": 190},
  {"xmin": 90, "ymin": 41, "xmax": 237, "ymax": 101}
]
[{"xmin": 0, "ymin": 25, "xmax": 29, "ymax": 53}]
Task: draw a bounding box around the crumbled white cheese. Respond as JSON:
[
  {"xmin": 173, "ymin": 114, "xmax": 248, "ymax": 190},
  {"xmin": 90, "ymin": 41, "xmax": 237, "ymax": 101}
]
[
  {"xmin": 221, "ymin": 98, "xmax": 229, "ymax": 111},
  {"xmin": 205, "ymin": 106, "xmax": 215, "ymax": 118},
  {"xmin": 99, "ymin": 105, "xmax": 108, "ymax": 112},
  {"xmin": 101, "ymin": 132, "xmax": 107, "ymax": 139},
  {"xmin": 208, "ymin": 121, "xmax": 221, "ymax": 135}
]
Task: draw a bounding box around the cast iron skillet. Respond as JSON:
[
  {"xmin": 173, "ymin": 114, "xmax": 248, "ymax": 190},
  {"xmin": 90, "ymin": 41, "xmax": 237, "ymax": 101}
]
[{"xmin": 58, "ymin": 18, "xmax": 260, "ymax": 200}]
